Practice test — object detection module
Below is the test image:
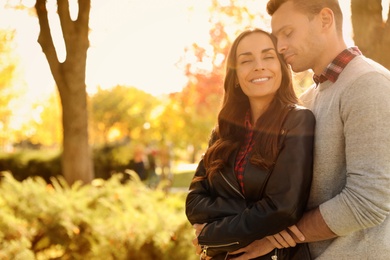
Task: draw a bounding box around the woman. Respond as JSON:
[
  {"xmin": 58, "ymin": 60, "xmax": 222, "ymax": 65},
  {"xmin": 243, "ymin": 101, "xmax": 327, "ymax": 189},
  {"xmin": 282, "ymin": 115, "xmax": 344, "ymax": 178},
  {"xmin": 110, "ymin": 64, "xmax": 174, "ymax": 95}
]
[{"xmin": 185, "ymin": 28, "xmax": 315, "ymax": 259}]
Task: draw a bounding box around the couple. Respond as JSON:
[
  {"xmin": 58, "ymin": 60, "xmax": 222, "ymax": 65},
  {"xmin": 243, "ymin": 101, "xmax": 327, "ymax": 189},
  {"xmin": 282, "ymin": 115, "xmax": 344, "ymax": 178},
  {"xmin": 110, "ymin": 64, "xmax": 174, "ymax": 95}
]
[{"xmin": 186, "ymin": 0, "xmax": 390, "ymax": 259}]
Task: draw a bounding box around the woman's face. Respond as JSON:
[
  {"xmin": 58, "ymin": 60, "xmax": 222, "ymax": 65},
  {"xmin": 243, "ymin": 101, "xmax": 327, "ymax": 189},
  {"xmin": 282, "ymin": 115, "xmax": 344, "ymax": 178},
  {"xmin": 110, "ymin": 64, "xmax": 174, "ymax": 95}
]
[{"xmin": 236, "ymin": 32, "xmax": 282, "ymax": 104}]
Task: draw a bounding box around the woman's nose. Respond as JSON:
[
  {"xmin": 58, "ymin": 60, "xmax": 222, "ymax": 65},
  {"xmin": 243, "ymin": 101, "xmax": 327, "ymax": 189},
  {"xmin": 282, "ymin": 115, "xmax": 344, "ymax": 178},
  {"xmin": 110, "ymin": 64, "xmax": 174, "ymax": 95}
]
[{"xmin": 254, "ymin": 60, "xmax": 265, "ymax": 71}]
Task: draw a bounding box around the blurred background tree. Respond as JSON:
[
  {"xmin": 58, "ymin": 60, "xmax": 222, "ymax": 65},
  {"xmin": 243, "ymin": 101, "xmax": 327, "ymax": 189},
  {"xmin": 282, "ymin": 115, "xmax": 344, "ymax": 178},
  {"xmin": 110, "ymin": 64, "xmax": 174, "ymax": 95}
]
[
  {"xmin": 90, "ymin": 85, "xmax": 158, "ymax": 145},
  {"xmin": 34, "ymin": 0, "xmax": 93, "ymax": 184},
  {"xmin": 351, "ymin": 0, "xmax": 390, "ymax": 69},
  {"xmin": 0, "ymin": 0, "xmax": 389, "ymax": 182},
  {"xmin": 175, "ymin": 0, "xmax": 269, "ymax": 162},
  {"xmin": 0, "ymin": 1, "xmax": 388, "ymax": 258},
  {"xmin": 0, "ymin": 30, "xmax": 20, "ymax": 151}
]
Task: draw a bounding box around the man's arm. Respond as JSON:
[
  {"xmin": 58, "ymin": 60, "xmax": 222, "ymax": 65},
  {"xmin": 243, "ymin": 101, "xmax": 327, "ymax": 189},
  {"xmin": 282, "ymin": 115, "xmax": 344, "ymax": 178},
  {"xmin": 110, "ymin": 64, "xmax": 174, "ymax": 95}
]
[
  {"xmin": 295, "ymin": 207, "xmax": 337, "ymax": 242},
  {"xmin": 266, "ymin": 208, "xmax": 337, "ymax": 249},
  {"xmin": 225, "ymin": 211, "xmax": 333, "ymax": 260}
]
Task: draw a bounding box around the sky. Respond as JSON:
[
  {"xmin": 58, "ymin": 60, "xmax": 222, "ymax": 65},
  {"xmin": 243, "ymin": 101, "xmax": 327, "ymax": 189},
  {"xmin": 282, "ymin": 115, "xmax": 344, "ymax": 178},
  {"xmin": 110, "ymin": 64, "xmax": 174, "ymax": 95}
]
[
  {"xmin": 85, "ymin": 0, "xmax": 211, "ymax": 95},
  {"xmin": 1, "ymin": 0, "xmax": 212, "ymax": 98},
  {"xmin": 1, "ymin": 0, "xmax": 389, "ymax": 101}
]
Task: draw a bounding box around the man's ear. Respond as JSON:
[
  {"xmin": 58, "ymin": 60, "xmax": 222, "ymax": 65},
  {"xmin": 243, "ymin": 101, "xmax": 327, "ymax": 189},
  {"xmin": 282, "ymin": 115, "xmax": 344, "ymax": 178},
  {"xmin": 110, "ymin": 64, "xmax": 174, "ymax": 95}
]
[{"xmin": 319, "ymin": 8, "xmax": 335, "ymax": 32}]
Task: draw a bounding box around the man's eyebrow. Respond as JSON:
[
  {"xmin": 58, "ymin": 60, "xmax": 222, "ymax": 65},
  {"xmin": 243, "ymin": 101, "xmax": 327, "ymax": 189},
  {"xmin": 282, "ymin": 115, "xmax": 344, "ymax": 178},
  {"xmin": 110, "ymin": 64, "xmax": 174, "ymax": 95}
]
[
  {"xmin": 238, "ymin": 48, "xmax": 276, "ymax": 57},
  {"xmin": 272, "ymin": 25, "xmax": 289, "ymax": 37}
]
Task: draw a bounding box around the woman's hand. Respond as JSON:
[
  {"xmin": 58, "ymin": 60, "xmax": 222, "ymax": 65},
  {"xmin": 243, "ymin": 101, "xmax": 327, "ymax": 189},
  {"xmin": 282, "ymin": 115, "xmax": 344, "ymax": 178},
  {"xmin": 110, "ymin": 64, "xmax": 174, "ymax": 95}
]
[
  {"xmin": 193, "ymin": 223, "xmax": 209, "ymax": 258},
  {"xmin": 194, "ymin": 223, "xmax": 207, "ymax": 237},
  {"xmin": 228, "ymin": 238, "xmax": 275, "ymax": 260}
]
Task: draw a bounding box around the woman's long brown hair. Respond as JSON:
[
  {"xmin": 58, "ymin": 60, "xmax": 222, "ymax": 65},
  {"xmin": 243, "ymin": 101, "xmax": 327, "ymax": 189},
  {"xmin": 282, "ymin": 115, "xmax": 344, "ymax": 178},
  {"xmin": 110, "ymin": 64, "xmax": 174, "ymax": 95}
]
[{"xmin": 195, "ymin": 28, "xmax": 298, "ymax": 183}]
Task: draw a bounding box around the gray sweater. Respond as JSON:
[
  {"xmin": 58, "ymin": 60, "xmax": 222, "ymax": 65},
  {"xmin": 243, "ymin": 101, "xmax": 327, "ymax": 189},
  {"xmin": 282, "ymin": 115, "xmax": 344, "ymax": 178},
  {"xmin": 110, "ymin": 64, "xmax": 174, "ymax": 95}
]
[{"xmin": 300, "ymin": 55, "xmax": 390, "ymax": 259}]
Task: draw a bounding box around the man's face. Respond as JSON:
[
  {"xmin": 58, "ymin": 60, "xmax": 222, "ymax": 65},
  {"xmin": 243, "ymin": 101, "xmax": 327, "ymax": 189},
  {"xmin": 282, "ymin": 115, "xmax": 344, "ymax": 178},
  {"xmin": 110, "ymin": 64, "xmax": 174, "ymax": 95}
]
[{"xmin": 271, "ymin": 1, "xmax": 323, "ymax": 73}]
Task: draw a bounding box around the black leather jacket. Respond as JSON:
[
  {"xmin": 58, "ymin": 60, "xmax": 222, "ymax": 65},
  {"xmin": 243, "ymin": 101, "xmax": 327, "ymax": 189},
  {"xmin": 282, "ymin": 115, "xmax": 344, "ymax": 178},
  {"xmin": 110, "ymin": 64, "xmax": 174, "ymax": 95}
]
[{"xmin": 185, "ymin": 107, "xmax": 315, "ymax": 259}]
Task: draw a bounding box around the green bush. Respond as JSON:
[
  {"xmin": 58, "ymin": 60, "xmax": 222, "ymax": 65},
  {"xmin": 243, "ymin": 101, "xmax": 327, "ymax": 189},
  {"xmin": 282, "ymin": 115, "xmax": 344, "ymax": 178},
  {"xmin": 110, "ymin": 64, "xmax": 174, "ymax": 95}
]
[
  {"xmin": 0, "ymin": 171, "xmax": 197, "ymax": 260},
  {"xmin": 0, "ymin": 151, "xmax": 61, "ymax": 183},
  {"xmin": 0, "ymin": 145, "xmax": 145, "ymax": 181},
  {"xmin": 92, "ymin": 145, "xmax": 132, "ymax": 180}
]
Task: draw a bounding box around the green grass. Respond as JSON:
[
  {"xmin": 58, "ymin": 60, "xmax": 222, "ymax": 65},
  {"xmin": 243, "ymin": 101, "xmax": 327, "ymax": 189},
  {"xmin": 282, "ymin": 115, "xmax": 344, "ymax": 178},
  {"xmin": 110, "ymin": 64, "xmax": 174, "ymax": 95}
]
[
  {"xmin": 171, "ymin": 163, "xmax": 196, "ymax": 188},
  {"xmin": 171, "ymin": 170, "xmax": 194, "ymax": 188}
]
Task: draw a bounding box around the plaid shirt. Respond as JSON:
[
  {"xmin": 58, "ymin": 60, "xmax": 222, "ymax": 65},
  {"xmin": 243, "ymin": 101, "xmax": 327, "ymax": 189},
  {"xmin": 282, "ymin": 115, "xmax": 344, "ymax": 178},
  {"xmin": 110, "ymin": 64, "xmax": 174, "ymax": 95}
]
[
  {"xmin": 313, "ymin": 47, "xmax": 362, "ymax": 85},
  {"xmin": 234, "ymin": 110, "xmax": 254, "ymax": 195}
]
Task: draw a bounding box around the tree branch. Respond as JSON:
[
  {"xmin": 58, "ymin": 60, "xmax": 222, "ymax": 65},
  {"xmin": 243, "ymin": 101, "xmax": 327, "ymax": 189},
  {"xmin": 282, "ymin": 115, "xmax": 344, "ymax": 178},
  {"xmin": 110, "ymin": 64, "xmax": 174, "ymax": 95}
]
[
  {"xmin": 58, "ymin": 0, "xmax": 73, "ymax": 48},
  {"xmin": 75, "ymin": 0, "xmax": 91, "ymax": 58},
  {"xmin": 383, "ymin": 3, "xmax": 390, "ymax": 49},
  {"xmin": 35, "ymin": 0, "xmax": 62, "ymax": 83},
  {"xmin": 77, "ymin": 0, "xmax": 91, "ymax": 40}
]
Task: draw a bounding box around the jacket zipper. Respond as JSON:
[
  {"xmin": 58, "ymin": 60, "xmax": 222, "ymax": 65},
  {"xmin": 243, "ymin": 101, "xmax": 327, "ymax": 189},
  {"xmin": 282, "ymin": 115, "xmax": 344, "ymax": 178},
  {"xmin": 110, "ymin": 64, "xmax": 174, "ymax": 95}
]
[
  {"xmin": 201, "ymin": 241, "xmax": 240, "ymax": 257},
  {"xmin": 271, "ymin": 248, "xmax": 278, "ymax": 259},
  {"xmin": 220, "ymin": 171, "xmax": 245, "ymax": 199},
  {"xmin": 199, "ymin": 173, "xmax": 242, "ymax": 258}
]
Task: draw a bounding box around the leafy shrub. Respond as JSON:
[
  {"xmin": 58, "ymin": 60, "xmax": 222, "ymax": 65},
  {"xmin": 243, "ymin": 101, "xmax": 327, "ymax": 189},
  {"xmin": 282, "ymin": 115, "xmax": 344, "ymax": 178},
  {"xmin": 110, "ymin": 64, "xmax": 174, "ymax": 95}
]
[
  {"xmin": 0, "ymin": 151, "xmax": 61, "ymax": 183},
  {"xmin": 92, "ymin": 145, "xmax": 132, "ymax": 180},
  {"xmin": 0, "ymin": 172, "xmax": 196, "ymax": 260},
  {"xmin": 0, "ymin": 145, "xmax": 137, "ymax": 181}
]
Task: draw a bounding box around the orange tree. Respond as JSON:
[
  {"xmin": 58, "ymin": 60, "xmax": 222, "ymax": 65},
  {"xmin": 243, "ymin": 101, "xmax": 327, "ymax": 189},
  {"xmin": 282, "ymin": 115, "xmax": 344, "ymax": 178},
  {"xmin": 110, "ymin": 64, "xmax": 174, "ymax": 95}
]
[
  {"xmin": 90, "ymin": 85, "xmax": 158, "ymax": 146},
  {"xmin": 0, "ymin": 29, "xmax": 18, "ymax": 150},
  {"xmin": 11, "ymin": 93, "xmax": 62, "ymax": 148},
  {"xmin": 174, "ymin": 0, "xmax": 268, "ymax": 162}
]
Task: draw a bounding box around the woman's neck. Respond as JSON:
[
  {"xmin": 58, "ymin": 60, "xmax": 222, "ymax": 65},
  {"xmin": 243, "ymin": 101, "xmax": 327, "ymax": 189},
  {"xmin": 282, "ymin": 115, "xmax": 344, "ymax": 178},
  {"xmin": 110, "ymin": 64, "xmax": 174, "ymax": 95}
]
[{"xmin": 250, "ymin": 99, "xmax": 272, "ymax": 123}]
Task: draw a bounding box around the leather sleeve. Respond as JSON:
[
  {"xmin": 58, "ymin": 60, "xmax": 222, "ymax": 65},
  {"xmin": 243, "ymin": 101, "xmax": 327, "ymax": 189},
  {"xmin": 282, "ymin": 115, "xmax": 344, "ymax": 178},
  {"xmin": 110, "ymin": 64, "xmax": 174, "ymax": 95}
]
[
  {"xmin": 197, "ymin": 109, "xmax": 315, "ymax": 253},
  {"xmin": 185, "ymin": 159, "xmax": 247, "ymax": 225}
]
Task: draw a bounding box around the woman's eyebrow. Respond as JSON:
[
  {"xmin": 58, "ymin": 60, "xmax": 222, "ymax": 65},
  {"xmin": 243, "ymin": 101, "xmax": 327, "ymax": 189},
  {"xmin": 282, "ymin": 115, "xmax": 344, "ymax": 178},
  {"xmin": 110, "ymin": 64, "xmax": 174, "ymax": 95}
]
[
  {"xmin": 237, "ymin": 48, "xmax": 276, "ymax": 57},
  {"xmin": 262, "ymin": 48, "xmax": 276, "ymax": 53},
  {"xmin": 237, "ymin": 52, "xmax": 252, "ymax": 57}
]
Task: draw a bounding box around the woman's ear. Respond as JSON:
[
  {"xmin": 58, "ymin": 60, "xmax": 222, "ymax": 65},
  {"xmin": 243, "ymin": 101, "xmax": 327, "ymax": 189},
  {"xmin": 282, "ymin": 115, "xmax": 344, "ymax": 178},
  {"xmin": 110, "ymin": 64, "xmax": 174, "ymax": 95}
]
[{"xmin": 235, "ymin": 77, "xmax": 240, "ymax": 88}]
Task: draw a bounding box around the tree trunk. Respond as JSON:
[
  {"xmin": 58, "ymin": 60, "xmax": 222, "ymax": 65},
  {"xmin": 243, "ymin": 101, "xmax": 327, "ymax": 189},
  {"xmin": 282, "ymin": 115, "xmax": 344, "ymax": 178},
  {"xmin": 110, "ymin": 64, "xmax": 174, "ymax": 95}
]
[
  {"xmin": 351, "ymin": 0, "xmax": 390, "ymax": 69},
  {"xmin": 35, "ymin": 0, "xmax": 93, "ymax": 184}
]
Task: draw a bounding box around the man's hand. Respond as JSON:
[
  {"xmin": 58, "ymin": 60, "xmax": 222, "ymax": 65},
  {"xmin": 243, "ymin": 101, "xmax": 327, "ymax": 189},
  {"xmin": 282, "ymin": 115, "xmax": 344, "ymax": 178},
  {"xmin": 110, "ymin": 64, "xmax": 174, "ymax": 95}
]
[
  {"xmin": 266, "ymin": 225, "xmax": 306, "ymax": 249},
  {"xmin": 228, "ymin": 238, "xmax": 275, "ymax": 260}
]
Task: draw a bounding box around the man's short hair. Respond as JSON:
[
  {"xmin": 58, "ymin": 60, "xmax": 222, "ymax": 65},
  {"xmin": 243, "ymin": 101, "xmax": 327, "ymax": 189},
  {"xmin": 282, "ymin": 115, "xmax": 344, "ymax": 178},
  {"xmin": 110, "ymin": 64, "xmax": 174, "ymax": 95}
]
[{"xmin": 267, "ymin": 0, "xmax": 343, "ymax": 35}]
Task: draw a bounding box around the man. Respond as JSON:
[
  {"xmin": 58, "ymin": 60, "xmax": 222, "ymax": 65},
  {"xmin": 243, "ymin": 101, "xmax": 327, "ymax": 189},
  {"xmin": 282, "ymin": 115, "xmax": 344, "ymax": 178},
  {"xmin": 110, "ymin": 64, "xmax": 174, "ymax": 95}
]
[{"xmin": 231, "ymin": 0, "xmax": 390, "ymax": 259}]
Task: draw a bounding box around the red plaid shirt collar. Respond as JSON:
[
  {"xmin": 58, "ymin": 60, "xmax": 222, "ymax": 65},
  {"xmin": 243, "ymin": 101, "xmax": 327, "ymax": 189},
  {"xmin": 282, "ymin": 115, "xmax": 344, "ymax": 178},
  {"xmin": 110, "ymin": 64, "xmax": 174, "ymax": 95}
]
[
  {"xmin": 313, "ymin": 47, "xmax": 362, "ymax": 85},
  {"xmin": 234, "ymin": 110, "xmax": 254, "ymax": 195}
]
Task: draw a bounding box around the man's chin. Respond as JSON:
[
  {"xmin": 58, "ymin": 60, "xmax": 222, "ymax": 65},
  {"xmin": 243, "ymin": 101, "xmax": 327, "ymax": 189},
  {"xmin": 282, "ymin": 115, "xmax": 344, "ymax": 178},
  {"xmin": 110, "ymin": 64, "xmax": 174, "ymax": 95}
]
[{"xmin": 289, "ymin": 63, "xmax": 308, "ymax": 73}]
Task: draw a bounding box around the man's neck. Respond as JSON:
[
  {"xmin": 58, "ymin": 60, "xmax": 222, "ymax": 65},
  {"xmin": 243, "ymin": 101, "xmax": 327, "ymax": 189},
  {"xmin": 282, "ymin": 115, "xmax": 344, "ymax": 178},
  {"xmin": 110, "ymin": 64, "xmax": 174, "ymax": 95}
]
[{"xmin": 313, "ymin": 41, "xmax": 347, "ymax": 76}]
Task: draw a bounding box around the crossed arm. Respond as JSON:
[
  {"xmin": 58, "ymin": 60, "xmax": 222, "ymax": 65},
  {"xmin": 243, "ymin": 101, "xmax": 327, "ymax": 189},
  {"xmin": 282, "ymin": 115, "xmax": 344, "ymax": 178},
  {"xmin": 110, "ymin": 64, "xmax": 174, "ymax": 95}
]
[
  {"xmin": 191, "ymin": 206, "xmax": 337, "ymax": 260},
  {"xmin": 187, "ymin": 109, "xmax": 316, "ymax": 258},
  {"xmin": 267, "ymin": 208, "xmax": 336, "ymax": 248}
]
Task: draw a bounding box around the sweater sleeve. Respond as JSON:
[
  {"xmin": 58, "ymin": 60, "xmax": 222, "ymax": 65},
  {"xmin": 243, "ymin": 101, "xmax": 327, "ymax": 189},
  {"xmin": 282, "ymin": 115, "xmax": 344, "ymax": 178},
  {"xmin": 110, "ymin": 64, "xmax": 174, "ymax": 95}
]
[{"xmin": 320, "ymin": 72, "xmax": 390, "ymax": 236}]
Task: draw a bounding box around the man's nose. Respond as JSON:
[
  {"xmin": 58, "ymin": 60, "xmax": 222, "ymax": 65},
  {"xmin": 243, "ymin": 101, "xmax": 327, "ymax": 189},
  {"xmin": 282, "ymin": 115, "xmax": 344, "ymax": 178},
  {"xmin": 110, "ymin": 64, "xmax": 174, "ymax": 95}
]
[{"xmin": 277, "ymin": 41, "xmax": 287, "ymax": 54}]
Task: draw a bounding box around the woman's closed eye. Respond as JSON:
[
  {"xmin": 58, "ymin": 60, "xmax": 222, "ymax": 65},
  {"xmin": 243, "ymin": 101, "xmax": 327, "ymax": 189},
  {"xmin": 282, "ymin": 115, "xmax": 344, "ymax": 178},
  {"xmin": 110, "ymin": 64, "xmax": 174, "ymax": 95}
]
[
  {"xmin": 264, "ymin": 55, "xmax": 275, "ymax": 60},
  {"xmin": 240, "ymin": 59, "xmax": 253, "ymax": 64}
]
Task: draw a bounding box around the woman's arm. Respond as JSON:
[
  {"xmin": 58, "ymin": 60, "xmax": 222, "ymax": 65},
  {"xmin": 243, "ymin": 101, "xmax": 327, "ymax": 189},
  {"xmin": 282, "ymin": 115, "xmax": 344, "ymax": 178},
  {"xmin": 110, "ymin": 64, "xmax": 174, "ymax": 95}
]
[
  {"xmin": 185, "ymin": 159, "xmax": 247, "ymax": 224},
  {"xmin": 197, "ymin": 109, "xmax": 315, "ymax": 248}
]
